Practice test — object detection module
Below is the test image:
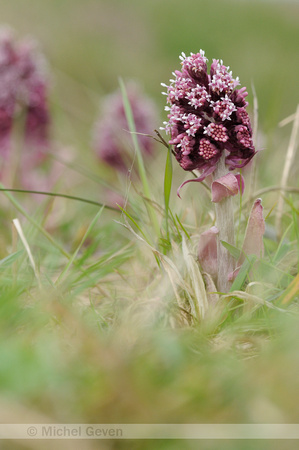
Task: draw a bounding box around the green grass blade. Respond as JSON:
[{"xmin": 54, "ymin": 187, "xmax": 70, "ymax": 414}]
[
  {"xmin": 118, "ymin": 78, "xmax": 160, "ymax": 240},
  {"xmin": 0, "ymin": 188, "xmax": 119, "ymax": 211},
  {"xmin": 287, "ymin": 195, "xmax": 299, "ymax": 273},
  {"xmin": 164, "ymin": 146, "xmax": 173, "ymax": 240},
  {"xmin": 0, "ymin": 251, "xmax": 23, "ymax": 269},
  {"xmin": 293, "ymin": 210, "xmax": 299, "ymax": 274},
  {"xmin": 0, "ymin": 182, "xmax": 71, "ymax": 260},
  {"xmin": 117, "ymin": 205, "xmax": 151, "ymax": 244},
  {"xmin": 236, "ymin": 169, "xmax": 243, "ymax": 247},
  {"xmin": 48, "ymin": 151, "xmax": 123, "ymax": 192},
  {"xmin": 273, "ymin": 222, "xmax": 293, "ymax": 263},
  {"xmin": 278, "ymin": 272, "xmax": 299, "ymax": 305},
  {"xmin": 220, "ymin": 240, "xmax": 241, "ymax": 260},
  {"xmin": 175, "ymin": 214, "xmax": 190, "ymax": 240},
  {"xmin": 230, "ymin": 255, "xmax": 256, "ymax": 291},
  {"xmin": 55, "ymin": 206, "xmax": 105, "ymax": 285}
]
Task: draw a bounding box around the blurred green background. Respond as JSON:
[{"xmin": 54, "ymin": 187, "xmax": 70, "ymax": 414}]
[{"xmin": 1, "ymin": 0, "xmax": 298, "ymax": 146}]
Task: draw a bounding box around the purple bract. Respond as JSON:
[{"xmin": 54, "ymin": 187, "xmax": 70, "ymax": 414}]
[{"xmin": 161, "ymin": 51, "xmax": 255, "ymax": 182}]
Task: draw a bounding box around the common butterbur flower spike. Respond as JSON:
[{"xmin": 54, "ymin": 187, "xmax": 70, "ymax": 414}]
[
  {"xmin": 0, "ymin": 27, "xmax": 49, "ymax": 155},
  {"xmin": 93, "ymin": 81, "xmax": 157, "ymax": 172},
  {"xmin": 0, "ymin": 26, "xmax": 50, "ymax": 172},
  {"xmin": 161, "ymin": 51, "xmax": 257, "ymax": 293},
  {"xmin": 161, "ymin": 51, "xmax": 255, "ymax": 191}
]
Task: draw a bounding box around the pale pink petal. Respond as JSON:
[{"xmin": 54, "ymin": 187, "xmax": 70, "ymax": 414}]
[
  {"xmin": 198, "ymin": 226, "xmax": 218, "ymax": 278},
  {"xmin": 228, "ymin": 198, "xmax": 265, "ymax": 281},
  {"xmin": 211, "ymin": 173, "xmax": 240, "ymax": 203},
  {"xmin": 229, "ymin": 198, "xmax": 265, "ymax": 282},
  {"xmin": 241, "ymin": 198, "xmax": 265, "ymax": 260}
]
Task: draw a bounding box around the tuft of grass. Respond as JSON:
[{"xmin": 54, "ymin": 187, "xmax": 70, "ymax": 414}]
[{"xmin": 119, "ymin": 78, "xmax": 161, "ymax": 242}]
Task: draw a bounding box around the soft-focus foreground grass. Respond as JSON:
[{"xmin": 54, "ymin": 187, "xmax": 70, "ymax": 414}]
[{"xmin": 0, "ymin": 1, "xmax": 299, "ymax": 450}]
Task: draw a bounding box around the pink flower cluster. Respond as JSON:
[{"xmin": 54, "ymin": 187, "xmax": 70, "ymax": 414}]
[
  {"xmin": 0, "ymin": 27, "xmax": 50, "ymax": 167},
  {"xmin": 93, "ymin": 82, "xmax": 157, "ymax": 171},
  {"xmin": 161, "ymin": 51, "xmax": 255, "ymax": 181}
]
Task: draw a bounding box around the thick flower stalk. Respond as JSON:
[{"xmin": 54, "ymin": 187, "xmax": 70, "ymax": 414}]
[
  {"xmin": 93, "ymin": 82, "xmax": 157, "ymax": 171},
  {"xmin": 161, "ymin": 51, "xmax": 256, "ymax": 292},
  {"xmin": 0, "ymin": 27, "xmax": 50, "ymax": 172}
]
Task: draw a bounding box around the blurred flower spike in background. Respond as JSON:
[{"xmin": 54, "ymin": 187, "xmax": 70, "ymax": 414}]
[
  {"xmin": 93, "ymin": 81, "xmax": 157, "ymax": 172},
  {"xmin": 0, "ymin": 26, "xmax": 50, "ymax": 171},
  {"xmin": 161, "ymin": 51, "xmax": 256, "ymax": 186}
]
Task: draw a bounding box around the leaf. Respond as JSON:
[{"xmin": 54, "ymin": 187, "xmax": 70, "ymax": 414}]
[
  {"xmin": 230, "ymin": 255, "xmax": 257, "ymax": 292},
  {"xmin": 220, "ymin": 240, "xmax": 241, "ymax": 260}
]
